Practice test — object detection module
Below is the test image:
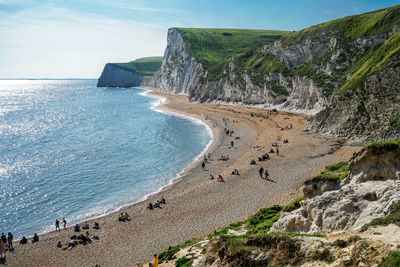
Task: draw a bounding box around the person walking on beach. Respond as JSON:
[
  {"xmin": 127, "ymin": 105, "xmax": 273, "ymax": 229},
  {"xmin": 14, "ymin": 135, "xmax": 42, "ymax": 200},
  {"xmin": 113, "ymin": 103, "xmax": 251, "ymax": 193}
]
[
  {"xmin": 276, "ymin": 147, "xmax": 279, "ymax": 156},
  {"xmin": 202, "ymin": 161, "xmax": 206, "ymax": 170},
  {"xmin": 154, "ymin": 254, "xmax": 159, "ymax": 267},
  {"xmin": 259, "ymin": 167, "xmax": 264, "ymax": 178},
  {"xmin": 6, "ymin": 233, "xmax": 13, "ymax": 250},
  {"xmin": 62, "ymin": 218, "xmax": 67, "ymax": 229},
  {"xmin": 55, "ymin": 219, "xmax": 60, "ymax": 231}
]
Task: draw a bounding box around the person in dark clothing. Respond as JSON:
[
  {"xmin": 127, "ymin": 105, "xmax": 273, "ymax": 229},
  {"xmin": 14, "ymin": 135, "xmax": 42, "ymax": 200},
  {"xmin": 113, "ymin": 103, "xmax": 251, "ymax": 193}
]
[
  {"xmin": 20, "ymin": 236, "xmax": 27, "ymax": 244},
  {"xmin": 7, "ymin": 233, "xmax": 13, "ymax": 249},
  {"xmin": 0, "ymin": 233, "xmax": 6, "ymax": 248},
  {"xmin": 32, "ymin": 233, "xmax": 39, "ymax": 243},
  {"xmin": 265, "ymin": 169, "xmax": 270, "ymax": 179},
  {"xmin": 259, "ymin": 167, "xmax": 264, "ymax": 178}
]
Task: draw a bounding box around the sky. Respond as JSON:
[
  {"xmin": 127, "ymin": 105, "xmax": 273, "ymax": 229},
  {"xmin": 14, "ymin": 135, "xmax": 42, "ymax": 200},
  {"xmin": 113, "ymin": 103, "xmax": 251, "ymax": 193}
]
[{"xmin": 0, "ymin": 0, "xmax": 398, "ymax": 78}]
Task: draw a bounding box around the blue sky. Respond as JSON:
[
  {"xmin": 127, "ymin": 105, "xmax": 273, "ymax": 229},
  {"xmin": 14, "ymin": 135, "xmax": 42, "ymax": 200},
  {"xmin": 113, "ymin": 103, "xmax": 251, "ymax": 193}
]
[{"xmin": 0, "ymin": 0, "xmax": 398, "ymax": 78}]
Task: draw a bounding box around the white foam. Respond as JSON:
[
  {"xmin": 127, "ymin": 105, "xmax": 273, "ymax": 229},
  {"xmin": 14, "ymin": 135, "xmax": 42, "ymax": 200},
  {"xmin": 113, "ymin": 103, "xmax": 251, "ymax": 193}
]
[{"xmin": 24, "ymin": 88, "xmax": 214, "ymax": 240}]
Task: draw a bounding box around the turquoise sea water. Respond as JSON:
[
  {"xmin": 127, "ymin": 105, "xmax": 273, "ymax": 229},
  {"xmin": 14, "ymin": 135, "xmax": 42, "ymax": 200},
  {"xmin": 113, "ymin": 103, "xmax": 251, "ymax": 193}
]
[{"xmin": 0, "ymin": 79, "xmax": 212, "ymax": 239}]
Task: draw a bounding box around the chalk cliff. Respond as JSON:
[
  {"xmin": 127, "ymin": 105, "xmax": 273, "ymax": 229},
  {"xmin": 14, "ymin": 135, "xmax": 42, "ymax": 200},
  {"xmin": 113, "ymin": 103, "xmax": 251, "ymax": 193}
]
[
  {"xmin": 97, "ymin": 63, "xmax": 142, "ymax": 87},
  {"xmin": 151, "ymin": 5, "xmax": 400, "ymax": 140}
]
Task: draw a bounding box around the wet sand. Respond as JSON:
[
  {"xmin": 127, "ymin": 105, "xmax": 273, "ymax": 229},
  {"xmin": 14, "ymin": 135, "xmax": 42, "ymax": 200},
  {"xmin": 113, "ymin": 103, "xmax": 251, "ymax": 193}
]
[{"xmin": 5, "ymin": 89, "xmax": 361, "ymax": 266}]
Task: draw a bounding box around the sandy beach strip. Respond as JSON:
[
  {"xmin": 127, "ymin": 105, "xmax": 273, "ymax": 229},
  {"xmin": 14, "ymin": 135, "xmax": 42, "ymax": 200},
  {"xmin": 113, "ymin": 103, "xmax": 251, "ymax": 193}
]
[{"xmin": 5, "ymin": 89, "xmax": 361, "ymax": 267}]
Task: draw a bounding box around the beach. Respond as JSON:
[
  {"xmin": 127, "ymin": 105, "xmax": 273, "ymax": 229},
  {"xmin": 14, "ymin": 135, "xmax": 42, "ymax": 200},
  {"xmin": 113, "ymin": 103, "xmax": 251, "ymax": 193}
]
[{"xmin": 5, "ymin": 89, "xmax": 361, "ymax": 267}]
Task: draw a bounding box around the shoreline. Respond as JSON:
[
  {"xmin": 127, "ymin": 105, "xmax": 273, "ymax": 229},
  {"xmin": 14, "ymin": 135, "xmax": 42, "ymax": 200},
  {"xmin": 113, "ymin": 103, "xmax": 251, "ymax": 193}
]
[
  {"xmin": 12, "ymin": 87, "xmax": 217, "ymax": 241},
  {"xmin": 7, "ymin": 88, "xmax": 361, "ymax": 266}
]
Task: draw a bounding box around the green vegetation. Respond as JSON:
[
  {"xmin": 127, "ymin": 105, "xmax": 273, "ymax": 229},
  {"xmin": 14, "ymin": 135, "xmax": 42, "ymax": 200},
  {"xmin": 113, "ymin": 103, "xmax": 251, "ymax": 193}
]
[
  {"xmin": 390, "ymin": 114, "xmax": 400, "ymax": 128},
  {"xmin": 307, "ymin": 248, "xmax": 335, "ymax": 263},
  {"xmin": 283, "ymin": 5, "xmax": 400, "ymax": 44},
  {"xmin": 380, "ymin": 251, "xmax": 400, "ymax": 267},
  {"xmin": 306, "ymin": 161, "xmax": 349, "ymax": 183},
  {"xmin": 366, "ymin": 200, "xmax": 400, "ymax": 229},
  {"xmin": 114, "ymin": 56, "xmax": 162, "ymax": 78},
  {"xmin": 339, "ymin": 30, "xmax": 400, "ymax": 93},
  {"xmin": 177, "ymin": 28, "xmax": 289, "ymax": 69},
  {"xmin": 158, "ymin": 238, "xmax": 202, "ymax": 263},
  {"xmin": 283, "ymin": 196, "xmax": 304, "ymax": 212},
  {"xmin": 175, "ymin": 256, "xmax": 193, "ymax": 267},
  {"xmin": 365, "ymin": 138, "xmax": 400, "ymax": 151}
]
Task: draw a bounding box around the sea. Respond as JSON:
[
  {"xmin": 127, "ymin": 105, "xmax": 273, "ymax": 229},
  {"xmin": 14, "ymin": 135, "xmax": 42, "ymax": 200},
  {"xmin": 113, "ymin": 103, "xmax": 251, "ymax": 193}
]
[{"xmin": 0, "ymin": 79, "xmax": 212, "ymax": 239}]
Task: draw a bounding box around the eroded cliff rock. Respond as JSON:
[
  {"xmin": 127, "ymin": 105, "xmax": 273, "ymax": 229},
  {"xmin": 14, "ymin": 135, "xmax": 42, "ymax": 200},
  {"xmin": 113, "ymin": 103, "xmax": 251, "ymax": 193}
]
[
  {"xmin": 97, "ymin": 63, "xmax": 142, "ymax": 87},
  {"xmin": 271, "ymin": 141, "xmax": 400, "ymax": 234},
  {"xmin": 152, "ymin": 6, "xmax": 400, "ymax": 140}
]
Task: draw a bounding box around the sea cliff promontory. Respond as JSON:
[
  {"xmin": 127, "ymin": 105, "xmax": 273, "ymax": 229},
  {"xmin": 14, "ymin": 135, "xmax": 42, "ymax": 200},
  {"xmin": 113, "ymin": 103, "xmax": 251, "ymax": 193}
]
[{"xmin": 97, "ymin": 56, "xmax": 162, "ymax": 87}]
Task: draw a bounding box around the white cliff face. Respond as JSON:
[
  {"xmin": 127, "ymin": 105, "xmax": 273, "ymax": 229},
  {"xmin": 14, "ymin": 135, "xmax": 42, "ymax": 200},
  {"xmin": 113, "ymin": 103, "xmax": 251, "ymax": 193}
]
[
  {"xmin": 152, "ymin": 25, "xmax": 399, "ymax": 139},
  {"xmin": 271, "ymin": 145, "xmax": 400, "ymax": 234},
  {"xmin": 97, "ymin": 64, "xmax": 142, "ymax": 87},
  {"xmin": 149, "ymin": 28, "xmax": 204, "ymax": 95}
]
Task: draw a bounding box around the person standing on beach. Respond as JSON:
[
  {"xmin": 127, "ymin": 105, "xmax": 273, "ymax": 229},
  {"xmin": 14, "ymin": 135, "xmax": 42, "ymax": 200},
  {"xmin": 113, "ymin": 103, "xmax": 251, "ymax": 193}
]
[
  {"xmin": 154, "ymin": 254, "xmax": 159, "ymax": 267},
  {"xmin": 0, "ymin": 239, "xmax": 5, "ymax": 261},
  {"xmin": 201, "ymin": 161, "xmax": 206, "ymax": 170},
  {"xmin": 55, "ymin": 219, "xmax": 60, "ymax": 231},
  {"xmin": 276, "ymin": 148, "xmax": 279, "ymax": 156},
  {"xmin": 259, "ymin": 167, "xmax": 264, "ymax": 178},
  {"xmin": 62, "ymin": 218, "xmax": 67, "ymax": 229},
  {"xmin": 6, "ymin": 233, "xmax": 12, "ymax": 250},
  {"xmin": 0, "ymin": 233, "xmax": 6, "ymax": 250}
]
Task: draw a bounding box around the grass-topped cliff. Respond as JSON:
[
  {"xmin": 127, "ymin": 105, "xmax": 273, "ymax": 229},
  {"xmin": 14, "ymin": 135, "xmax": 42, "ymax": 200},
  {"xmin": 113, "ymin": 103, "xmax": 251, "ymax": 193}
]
[
  {"xmin": 176, "ymin": 28, "xmax": 289, "ymax": 70},
  {"xmin": 114, "ymin": 56, "xmax": 162, "ymax": 78}
]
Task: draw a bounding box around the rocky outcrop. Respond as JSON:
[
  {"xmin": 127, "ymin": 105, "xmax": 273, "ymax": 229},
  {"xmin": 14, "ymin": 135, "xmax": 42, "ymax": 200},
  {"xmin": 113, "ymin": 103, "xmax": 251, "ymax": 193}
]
[
  {"xmin": 271, "ymin": 142, "xmax": 400, "ymax": 234},
  {"xmin": 97, "ymin": 63, "xmax": 142, "ymax": 87}
]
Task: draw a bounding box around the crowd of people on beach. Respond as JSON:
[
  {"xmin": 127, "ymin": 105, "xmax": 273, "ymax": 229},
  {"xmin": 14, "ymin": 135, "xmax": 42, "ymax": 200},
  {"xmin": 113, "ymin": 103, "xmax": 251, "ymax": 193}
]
[
  {"xmin": 147, "ymin": 197, "xmax": 166, "ymax": 210},
  {"xmin": 2, "ymin": 109, "xmax": 293, "ymax": 265}
]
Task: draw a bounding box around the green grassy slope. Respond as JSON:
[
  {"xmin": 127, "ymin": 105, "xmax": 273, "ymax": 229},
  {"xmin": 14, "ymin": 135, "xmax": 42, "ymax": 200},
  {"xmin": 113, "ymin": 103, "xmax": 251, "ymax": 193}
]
[
  {"xmin": 283, "ymin": 5, "xmax": 400, "ymax": 44},
  {"xmin": 114, "ymin": 56, "xmax": 162, "ymax": 78},
  {"xmin": 177, "ymin": 28, "xmax": 290, "ymax": 69}
]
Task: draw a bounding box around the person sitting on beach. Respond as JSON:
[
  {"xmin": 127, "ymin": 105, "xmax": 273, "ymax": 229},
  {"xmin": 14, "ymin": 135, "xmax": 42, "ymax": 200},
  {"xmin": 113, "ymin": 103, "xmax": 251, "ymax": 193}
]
[
  {"xmin": 93, "ymin": 222, "xmax": 100, "ymax": 229},
  {"xmin": 124, "ymin": 212, "xmax": 131, "ymax": 221},
  {"xmin": 231, "ymin": 169, "xmax": 240, "ymax": 175},
  {"xmin": 154, "ymin": 201, "xmax": 161, "ymax": 208},
  {"xmin": 209, "ymin": 174, "xmax": 215, "ymax": 180},
  {"xmin": 147, "ymin": 202, "xmax": 153, "ymax": 210},
  {"xmin": 79, "ymin": 234, "xmax": 88, "ymax": 245},
  {"xmin": 83, "ymin": 222, "xmax": 89, "ymax": 229},
  {"xmin": 20, "ymin": 236, "xmax": 27, "ymax": 245},
  {"xmin": 85, "ymin": 231, "xmax": 92, "ymax": 242},
  {"xmin": 160, "ymin": 197, "xmax": 166, "ymax": 204},
  {"xmin": 74, "ymin": 224, "xmax": 80, "ymax": 232},
  {"xmin": 217, "ymin": 175, "xmax": 225, "ymax": 182},
  {"xmin": 269, "ymin": 148, "xmax": 275, "ymax": 153},
  {"xmin": 57, "ymin": 240, "xmax": 62, "ymax": 248},
  {"xmin": 118, "ymin": 213, "xmax": 126, "ymax": 222},
  {"xmin": 283, "ymin": 139, "xmax": 289, "ymax": 144},
  {"xmin": 250, "ymin": 159, "xmax": 256, "ymax": 165},
  {"xmin": 272, "ymin": 142, "xmax": 278, "ymax": 147},
  {"xmin": 225, "ymin": 155, "xmax": 230, "ymax": 160},
  {"xmin": 63, "ymin": 239, "xmax": 77, "ymax": 250},
  {"xmin": 32, "ymin": 233, "xmax": 39, "ymax": 243}
]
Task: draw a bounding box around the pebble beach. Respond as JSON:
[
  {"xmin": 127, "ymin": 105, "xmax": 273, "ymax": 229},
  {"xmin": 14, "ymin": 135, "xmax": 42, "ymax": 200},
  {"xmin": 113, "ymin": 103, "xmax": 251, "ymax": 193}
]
[{"xmin": 4, "ymin": 89, "xmax": 360, "ymax": 266}]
